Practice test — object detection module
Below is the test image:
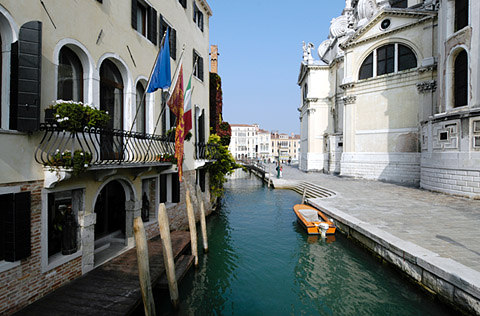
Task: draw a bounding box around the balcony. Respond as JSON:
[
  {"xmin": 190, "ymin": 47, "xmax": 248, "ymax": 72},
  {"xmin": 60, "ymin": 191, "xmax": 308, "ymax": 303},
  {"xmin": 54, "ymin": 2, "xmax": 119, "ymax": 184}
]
[
  {"xmin": 194, "ymin": 142, "xmax": 219, "ymax": 169},
  {"xmin": 35, "ymin": 123, "xmax": 176, "ymax": 177}
]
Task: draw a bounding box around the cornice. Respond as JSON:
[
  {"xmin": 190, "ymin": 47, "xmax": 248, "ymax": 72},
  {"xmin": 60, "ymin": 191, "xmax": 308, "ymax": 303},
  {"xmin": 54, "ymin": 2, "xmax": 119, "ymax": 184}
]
[
  {"xmin": 340, "ymin": 10, "xmax": 437, "ymax": 50},
  {"xmin": 198, "ymin": 0, "xmax": 212, "ymax": 16}
]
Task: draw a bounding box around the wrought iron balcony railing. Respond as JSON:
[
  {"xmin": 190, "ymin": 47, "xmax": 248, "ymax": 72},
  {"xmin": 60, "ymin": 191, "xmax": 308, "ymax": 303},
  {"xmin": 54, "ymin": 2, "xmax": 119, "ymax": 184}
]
[
  {"xmin": 35, "ymin": 123, "xmax": 175, "ymax": 170},
  {"xmin": 195, "ymin": 142, "xmax": 219, "ymax": 160}
]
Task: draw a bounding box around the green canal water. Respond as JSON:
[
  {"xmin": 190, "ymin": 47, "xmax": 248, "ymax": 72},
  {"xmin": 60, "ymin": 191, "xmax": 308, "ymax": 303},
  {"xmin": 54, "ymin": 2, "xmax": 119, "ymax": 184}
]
[{"xmin": 158, "ymin": 173, "xmax": 455, "ymax": 315}]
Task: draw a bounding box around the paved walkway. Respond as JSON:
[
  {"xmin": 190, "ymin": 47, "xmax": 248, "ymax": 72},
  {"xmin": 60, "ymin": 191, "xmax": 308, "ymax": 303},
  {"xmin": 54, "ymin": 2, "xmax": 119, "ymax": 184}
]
[{"xmin": 270, "ymin": 164, "xmax": 480, "ymax": 273}]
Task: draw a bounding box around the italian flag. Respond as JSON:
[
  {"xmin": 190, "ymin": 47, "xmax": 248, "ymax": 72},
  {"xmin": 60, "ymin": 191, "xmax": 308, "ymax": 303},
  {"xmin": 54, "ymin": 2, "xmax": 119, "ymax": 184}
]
[{"xmin": 183, "ymin": 75, "xmax": 193, "ymax": 138}]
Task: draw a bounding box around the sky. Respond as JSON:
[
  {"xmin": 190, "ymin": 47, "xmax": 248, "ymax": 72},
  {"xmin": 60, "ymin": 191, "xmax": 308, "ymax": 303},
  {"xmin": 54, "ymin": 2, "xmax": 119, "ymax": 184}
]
[{"xmin": 207, "ymin": 1, "xmax": 346, "ymax": 135}]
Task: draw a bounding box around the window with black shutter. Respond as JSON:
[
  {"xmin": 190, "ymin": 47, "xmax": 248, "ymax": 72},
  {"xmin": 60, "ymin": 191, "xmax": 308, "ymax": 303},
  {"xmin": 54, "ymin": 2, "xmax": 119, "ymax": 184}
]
[
  {"xmin": 160, "ymin": 174, "xmax": 167, "ymax": 203},
  {"xmin": 10, "ymin": 21, "xmax": 42, "ymax": 131},
  {"xmin": 454, "ymin": 49, "xmax": 468, "ymax": 107},
  {"xmin": 178, "ymin": 0, "xmax": 187, "ymax": 9},
  {"xmin": 159, "ymin": 16, "xmax": 177, "ymax": 60},
  {"xmin": 193, "ymin": 2, "xmax": 204, "ymax": 31},
  {"xmin": 172, "ymin": 173, "xmax": 180, "ymax": 203},
  {"xmin": 0, "ymin": 192, "xmax": 31, "ymax": 262},
  {"xmin": 455, "ymin": 0, "xmax": 468, "ymax": 32},
  {"xmin": 131, "ymin": 0, "xmax": 157, "ymax": 45},
  {"xmin": 193, "ymin": 50, "xmax": 204, "ymax": 81},
  {"xmin": 197, "ymin": 169, "xmax": 206, "ymax": 192}
]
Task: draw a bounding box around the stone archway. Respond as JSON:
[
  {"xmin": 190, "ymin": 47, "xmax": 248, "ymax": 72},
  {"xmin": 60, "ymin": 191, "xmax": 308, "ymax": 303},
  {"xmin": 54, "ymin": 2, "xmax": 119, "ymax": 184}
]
[
  {"xmin": 92, "ymin": 178, "xmax": 136, "ymax": 267},
  {"xmin": 94, "ymin": 180, "xmax": 126, "ymax": 240}
]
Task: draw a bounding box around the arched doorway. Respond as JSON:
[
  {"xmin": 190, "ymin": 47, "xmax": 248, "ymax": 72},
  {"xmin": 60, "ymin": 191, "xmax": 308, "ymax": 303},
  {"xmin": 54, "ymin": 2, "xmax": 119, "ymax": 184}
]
[
  {"xmin": 93, "ymin": 180, "xmax": 129, "ymax": 266},
  {"xmin": 94, "ymin": 180, "xmax": 126, "ymax": 240}
]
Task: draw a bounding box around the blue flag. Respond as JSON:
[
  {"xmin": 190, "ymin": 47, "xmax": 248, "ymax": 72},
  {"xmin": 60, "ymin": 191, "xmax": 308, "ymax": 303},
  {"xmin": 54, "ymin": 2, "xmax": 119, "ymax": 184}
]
[{"xmin": 147, "ymin": 29, "xmax": 171, "ymax": 92}]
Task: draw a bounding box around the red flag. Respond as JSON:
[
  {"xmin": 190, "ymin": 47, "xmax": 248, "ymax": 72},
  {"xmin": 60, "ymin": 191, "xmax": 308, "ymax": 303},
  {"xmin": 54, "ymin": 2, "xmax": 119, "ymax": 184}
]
[{"xmin": 167, "ymin": 65, "xmax": 185, "ymax": 182}]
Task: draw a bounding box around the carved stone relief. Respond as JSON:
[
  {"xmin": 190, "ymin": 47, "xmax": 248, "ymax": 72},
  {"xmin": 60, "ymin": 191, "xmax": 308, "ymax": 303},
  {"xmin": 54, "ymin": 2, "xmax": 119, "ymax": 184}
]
[{"xmin": 432, "ymin": 121, "xmax": 459, "ymax": 150}]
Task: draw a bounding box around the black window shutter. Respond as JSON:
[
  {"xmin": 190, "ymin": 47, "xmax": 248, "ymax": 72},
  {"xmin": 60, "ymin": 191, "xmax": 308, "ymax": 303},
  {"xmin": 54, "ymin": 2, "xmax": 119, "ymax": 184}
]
[
  {"xmin": 172, "ymin": 173, "xmax": 180, "ymax": 203},
  {"xmin": 170, "ymin": 28, "xmax": 177, "ymax": 60},
  {"xmin": 131, "ymin": 0, "xmax": 138, "ymax": 30},
  {"xmin": 2, "ymin": 192, "xmax": 31, "ymax": 262},
  {"xmin": 148, "ymin": 7, "xmax": 157, "ymax": 45},
  {"xmin": 199, "ymin": 56, "xmax": 204, "ymax": 81},
  {"xmin": 160, "ymin": 174, "xmax": 167, "ymax": 203},
  {"xmin": 10, "ymin": 21, "xmax": 42, "ymax": 131},
  {"xmin": 159, "ymin": 15, "xmax": 166, "ymax": 45},
  {"xmin": 200, "ymin": 12, "xmax": 204, "ymax": 31},
  {"xmin": 193, "ymin": 2, "xmax": 197, "ymax": 23}
]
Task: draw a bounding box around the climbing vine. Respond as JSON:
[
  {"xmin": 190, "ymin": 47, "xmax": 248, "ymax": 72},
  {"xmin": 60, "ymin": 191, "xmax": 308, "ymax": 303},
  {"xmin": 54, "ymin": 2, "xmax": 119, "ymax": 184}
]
[{"xmin": 206, "ymin": 134, "xmax": 242, "ymax": 200}]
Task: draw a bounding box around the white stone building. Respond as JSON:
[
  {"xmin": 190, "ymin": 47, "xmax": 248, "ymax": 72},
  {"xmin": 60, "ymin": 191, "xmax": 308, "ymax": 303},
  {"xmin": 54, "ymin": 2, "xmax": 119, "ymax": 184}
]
[
  {"xmin": 229, "ymin": 124, "xmax": 262, "ymax": 160},
  {"xmin": 271, "ymin": 131, "xmax": 301, "ymax": 163},
  {"xmin": 0, "ymin": 0, "xmax": 212, "ymax": 313},
  {"xmin": 299, "ymin": 0, "xmax": 480, "ymax": 198}
]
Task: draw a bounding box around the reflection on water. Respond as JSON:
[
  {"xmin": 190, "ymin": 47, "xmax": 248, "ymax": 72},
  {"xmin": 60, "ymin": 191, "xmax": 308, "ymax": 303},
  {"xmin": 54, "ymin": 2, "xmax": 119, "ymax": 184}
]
[{"xmin": 157, "ymin": 173, "xmax": 455, "ymax": 316}]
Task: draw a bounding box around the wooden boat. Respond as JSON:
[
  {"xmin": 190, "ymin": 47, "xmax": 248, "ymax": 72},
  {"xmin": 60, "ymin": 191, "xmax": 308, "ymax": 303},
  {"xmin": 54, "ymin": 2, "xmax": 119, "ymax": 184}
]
[{"xmin": 293, "ymin": 204, "xmax": 336, "ymax": 235}]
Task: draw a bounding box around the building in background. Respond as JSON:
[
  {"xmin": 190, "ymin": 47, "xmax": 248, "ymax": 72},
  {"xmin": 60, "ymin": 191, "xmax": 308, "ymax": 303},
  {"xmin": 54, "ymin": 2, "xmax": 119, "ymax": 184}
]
[
  {"xmin": 271, "ymin": 131, "xmax": 301, "ymax": 163},
  {"xmin": 0, "ymin": 0, "xmax": 212, "ymax": 314}
]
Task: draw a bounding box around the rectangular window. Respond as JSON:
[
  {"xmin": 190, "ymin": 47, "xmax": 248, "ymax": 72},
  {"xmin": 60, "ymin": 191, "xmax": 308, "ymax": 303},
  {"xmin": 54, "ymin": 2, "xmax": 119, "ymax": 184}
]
[
  {"xmin": 193, "ymin": 2, "xmax": 204, "ymax": 31},
  {"xmin": 0, "ymin": 192, "xmax": 31, "ymax": 262},
  {"xmin": 137, "ymin": 2, "xmax": 147, "ymax": 36},
  {"xmin": 473, "ymin": 121, "xmax": 480, "ymax": 149},
  {"xmin": 47, "ymin": 191, "xmax": 72, "ymax": 257},
  {"xmin": 193, "ymin": 50, "xmax": 204, "ymax": 81},
  {"xmin": 159, "ymin": 16, "xmax": 177, "ymax": 60},
  {"xmin": 391, "ymin": 0, "xmax": 407, "ymax": 8},
  {"xmin": 455, "ymin": 0, "xmax": 468, "ymax": 31},
  {"xmin": 132, "ymin": 0, "xmax": 157, "ymax": 45}
]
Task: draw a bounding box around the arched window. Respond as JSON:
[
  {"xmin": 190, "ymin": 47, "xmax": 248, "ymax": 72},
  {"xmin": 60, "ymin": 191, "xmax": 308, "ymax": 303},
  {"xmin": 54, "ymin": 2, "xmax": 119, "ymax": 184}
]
[
  {"xmin": 136, "ymin": 82, "xmax": 146, "ymax": 133},
  {"xmin": 57, "ymin": 46, "xmax": 83, "ymax": 102},
  {"xmin": 454, "ymin": 50, "xmax": 468, "ymax": 107},
  {"xmin": 358, "ymin": 43, "xmax": 416, "ymax": 80},
  {"xmin": 455, "ymin": 0, "xmax": 468, "ymax": 32},
  {"xmin": 100, "ymin": 59, "xmax": 123, "ymax": 130}
]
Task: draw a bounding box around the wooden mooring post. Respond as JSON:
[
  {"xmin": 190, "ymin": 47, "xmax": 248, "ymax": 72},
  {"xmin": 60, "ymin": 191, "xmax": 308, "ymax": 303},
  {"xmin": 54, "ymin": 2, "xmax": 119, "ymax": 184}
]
[
  {"xmin": 157, "ymin": 203, "xmax": 179, "ymax": 309},
  {"xmin": 301, "ymin": 187, "xmax": 307, "ymax": 204},
  {"xmin": 196, "ymin": 186, "xmax": 209, "ymax": 253},
  {"xmin": 186, "ymin": 189, "xmax": 199, "ymax": 266},
  {"xmin": 133, "ymin": 217, "xmax": 156, "ymax": 316}
]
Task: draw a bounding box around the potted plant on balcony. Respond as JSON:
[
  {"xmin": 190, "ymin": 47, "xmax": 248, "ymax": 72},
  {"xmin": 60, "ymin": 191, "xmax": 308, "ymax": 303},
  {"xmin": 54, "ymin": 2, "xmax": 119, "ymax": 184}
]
[
  {"xmin": 46, "ymin": 100, "xmax": 110, "ymax": 132},
  {"xmin": 48, "ymin": 150, "xmax": 93, "ymax": 176}
]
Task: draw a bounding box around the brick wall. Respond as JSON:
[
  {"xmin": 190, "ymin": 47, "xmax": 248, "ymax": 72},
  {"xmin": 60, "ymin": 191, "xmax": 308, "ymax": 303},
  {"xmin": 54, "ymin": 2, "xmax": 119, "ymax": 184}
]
[{"xmin": 0, "ymin": 180, "xmax": 82, "ymax": 315}]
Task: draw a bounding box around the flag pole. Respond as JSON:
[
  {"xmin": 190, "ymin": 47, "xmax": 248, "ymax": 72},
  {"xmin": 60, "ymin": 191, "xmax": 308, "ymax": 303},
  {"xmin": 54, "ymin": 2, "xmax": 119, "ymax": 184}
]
[
  {"xmin": 124, "ymin": 30, "xmax": 168, "ymax": 154},
  {"xmin": 145, "ymin": 44, "xmax": 186, "ymax": 161}
]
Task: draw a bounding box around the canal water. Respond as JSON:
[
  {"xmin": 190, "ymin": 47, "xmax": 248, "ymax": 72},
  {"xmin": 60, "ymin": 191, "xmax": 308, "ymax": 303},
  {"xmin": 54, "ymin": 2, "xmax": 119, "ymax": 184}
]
[{"xmin": 158, "ymin": 173, "xmax": 455, "ymax": 315}]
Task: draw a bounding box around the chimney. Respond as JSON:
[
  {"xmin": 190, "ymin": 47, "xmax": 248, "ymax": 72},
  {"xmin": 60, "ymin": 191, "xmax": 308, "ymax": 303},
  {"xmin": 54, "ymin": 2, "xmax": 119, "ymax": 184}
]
[{"xmin": 210, "ymin": 45, "xmax": 219, "ymax": 73}]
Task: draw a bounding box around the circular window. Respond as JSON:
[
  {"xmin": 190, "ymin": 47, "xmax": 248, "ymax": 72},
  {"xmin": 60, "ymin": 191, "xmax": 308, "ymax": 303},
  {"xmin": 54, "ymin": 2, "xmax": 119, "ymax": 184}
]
[{"xmin": 380, "ymin": 19, "xmax": 391, "ymax": 30}]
